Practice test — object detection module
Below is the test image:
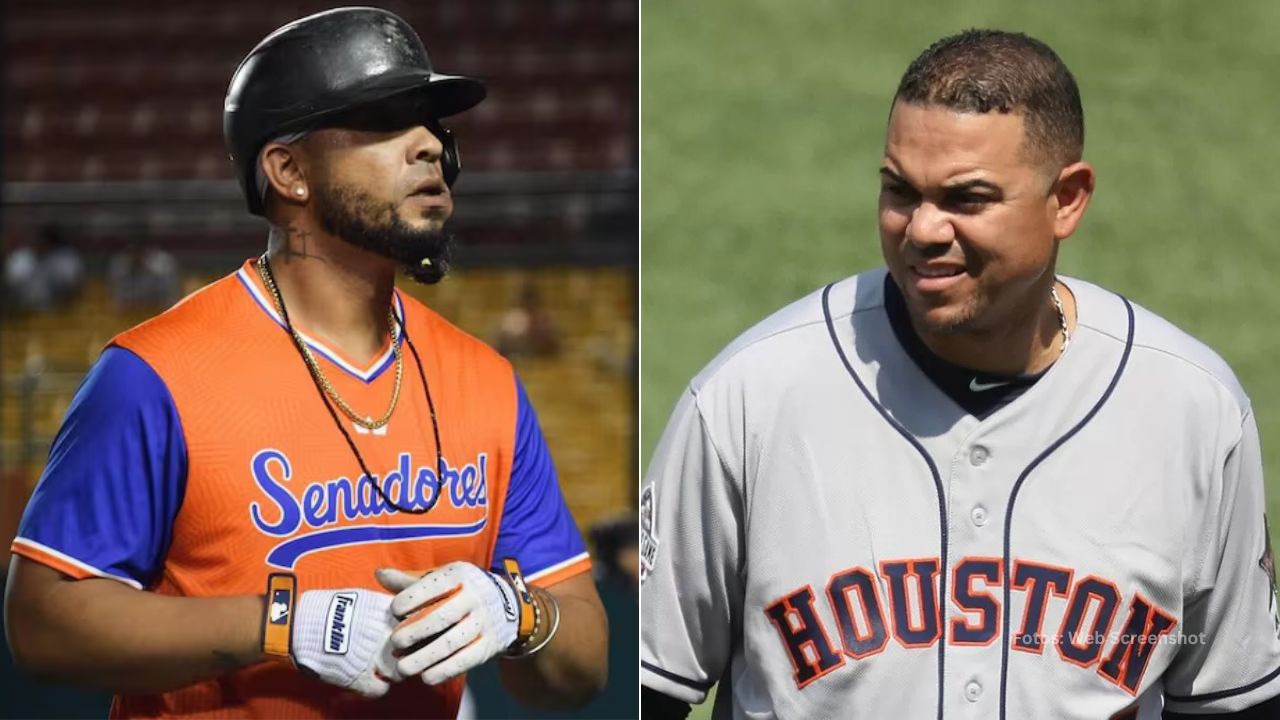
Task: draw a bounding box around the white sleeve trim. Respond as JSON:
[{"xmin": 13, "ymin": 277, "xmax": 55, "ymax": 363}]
[
  {"xmin": 525, "ymin": 551, "xmax": 590, "ymax": 582},
  {"xmin": 11, "ymin": 537, "xmax": 145, "ymax": 590}
]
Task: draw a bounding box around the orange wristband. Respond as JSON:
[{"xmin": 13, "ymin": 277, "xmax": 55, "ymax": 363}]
[
  {"xmin": 261, "ymin": 573, "xmax": 297, "ymax": 662},
  {"xmin": 502, "ymin": 558, "xmax": 537, "ymax": 644}
]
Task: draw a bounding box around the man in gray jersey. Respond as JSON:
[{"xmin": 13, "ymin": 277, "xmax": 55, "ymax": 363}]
[{"xmin": 640, "ymin": 29, "xmax": 1280, "ymax": 720}]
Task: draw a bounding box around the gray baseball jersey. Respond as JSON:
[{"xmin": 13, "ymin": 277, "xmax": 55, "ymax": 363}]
[{"xmin": 640, "ymin": 268, "xmax": 1280, "ymax": 719}]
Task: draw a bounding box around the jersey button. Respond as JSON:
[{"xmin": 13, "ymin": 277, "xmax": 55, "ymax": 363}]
[
  {"xmin": 969, "ymin": 445, "xmax": 989, "ymax": 466},
  {"xmin": 964, "ymin": 680, "xmax": 982, "ymax": 702},
  {"xmin": 971, "ymin": 505, "xmax": 988, "ymax": 527}
]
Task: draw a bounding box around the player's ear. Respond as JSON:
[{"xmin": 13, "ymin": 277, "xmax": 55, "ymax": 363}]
[
  {"xmin": 260, "ymin": 142, "xmax": 311, "ymax": 208},
  {"xmin": 1050, "ymin": 161, "xmax": 1095, "ymax": 241}
]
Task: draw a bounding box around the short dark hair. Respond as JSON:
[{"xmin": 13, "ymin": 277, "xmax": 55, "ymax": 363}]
[{"xmin": 894, "ymin": 29, "xmax": 1084, "ymax": 171}]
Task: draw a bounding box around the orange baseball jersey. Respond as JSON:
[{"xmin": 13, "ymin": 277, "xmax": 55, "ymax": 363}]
[{"xmin": 12, "ymin": 258, "xmax": 591, "ymax": 718}]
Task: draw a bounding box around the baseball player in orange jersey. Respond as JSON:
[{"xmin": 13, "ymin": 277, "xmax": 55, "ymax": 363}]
[{"xmin": 4, "ymin": 8, "xmax": 608, "ymax": 717}]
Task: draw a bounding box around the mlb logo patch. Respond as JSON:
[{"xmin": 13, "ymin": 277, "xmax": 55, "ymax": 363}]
[
  {"xmin": 640, "ymin": 484, "xmax": 659, "ymax": 582},
  {"xmin": 269, "ymin": 588, "xmax": 292, "ymax": 625}
]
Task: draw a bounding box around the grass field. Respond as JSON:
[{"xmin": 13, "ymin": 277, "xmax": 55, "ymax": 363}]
[{"xmin": 641, "ymin": 2, "xmax": 1280, "ymax": 715}]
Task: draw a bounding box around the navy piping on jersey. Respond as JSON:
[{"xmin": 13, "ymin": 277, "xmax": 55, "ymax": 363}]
[
  {"xmin": 998, "ymin": 295, "xmax": 1135, "ymax": 720},
  {"xmin": 642, "ymin": 660, "xmax": 716, "ymax": 692},
  {"xmin": 821, "ymin": 283, "xmax": 950, "ymax": 720},
  {"xmin": 1165, "ymin": 662, "xmax": 1280, "ymax": 703}
]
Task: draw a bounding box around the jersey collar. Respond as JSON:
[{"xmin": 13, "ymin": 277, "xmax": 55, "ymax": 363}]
[
  {"xmin": 234, "ymin": 259, "xmax": 406, "ymax": 384},
  {"xmin": 882, "ymin": 273, "xmax": 1052, "ymax": 419}
]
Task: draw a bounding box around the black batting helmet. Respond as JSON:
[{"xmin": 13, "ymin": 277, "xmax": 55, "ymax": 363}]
[{"xmin": 224, "ymin": 6, "xmax": 486, "ymax": 216}]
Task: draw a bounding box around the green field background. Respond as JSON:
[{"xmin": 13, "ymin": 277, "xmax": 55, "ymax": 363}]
[{"xmin": 642, "ymin": 1, "xmax": 1280, "ymax": 714}]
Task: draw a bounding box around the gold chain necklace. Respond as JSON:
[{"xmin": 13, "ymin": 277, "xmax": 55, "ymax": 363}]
[
  {"xmin": 1051, "ymin": 284, "xmax": 1071, "ymax": 351},
  {"xmin": 256, "ymin": 254, "xmax": 403, "ymax": 430}
]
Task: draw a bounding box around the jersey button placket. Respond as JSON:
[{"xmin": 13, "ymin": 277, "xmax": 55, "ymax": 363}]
[
  {"xmin": 970, "ymin": 505, "xmax": 988, "ymax": 527},
  {"xmin": 949, "ymin": 442, "xmax": 995, "ymax": 719},
  {"xmin": 967, "ymin": 446, "xmax": 990, "ymax": 528},
  {"xmin": 969, "ymin": 445, "xmax": 989, "ymax": 466},
  {"xmin": 964, "ymin": 680, "xmax": 982, "ymax": 702}
]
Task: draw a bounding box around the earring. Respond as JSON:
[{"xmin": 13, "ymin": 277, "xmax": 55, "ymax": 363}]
[{"xmin": 294, "ymin": 187, "xmax": 305, "ymax": 196}]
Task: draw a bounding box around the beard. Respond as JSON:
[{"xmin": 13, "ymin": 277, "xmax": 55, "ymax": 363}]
[
  {"xmin": 891, "ymin": 272, "xmax": 984, "ymax": 337},
  {"xmin": 311, "ymin": 179, "xmax": 454, "ymax": 285},
  {"xmin": 911, "ymin": 296, "xmax": 984, "ymax": 336}
]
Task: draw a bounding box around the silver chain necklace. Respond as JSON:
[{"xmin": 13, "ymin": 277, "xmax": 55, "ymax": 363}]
[{"xmin": 1051, "ymin": 284, "xmax": 1071, "ymax": 351}]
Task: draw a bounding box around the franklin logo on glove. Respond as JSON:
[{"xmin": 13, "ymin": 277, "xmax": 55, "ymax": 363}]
[
  {"xmin": 282, "ymin": 584, "xmax": 400, "ymax": 697},
  {"xmin": 485, "ymin": 573, "xmax": 518, "ymax": 622},
  {"xmin": 326, "ymin": 593, "xmax": 357, "ymax": 654}
]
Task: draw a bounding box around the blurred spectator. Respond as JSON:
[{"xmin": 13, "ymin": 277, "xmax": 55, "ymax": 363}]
[
  {"xmin": 493, "ymin": 280, "xmax": 561, "ymax": 358},
  {"xmin": 3, "ymin": 223, "xmax": 85, "ymax": 312},
  {"xmin": 590, "ymin": 514, "xmax": 639, "ymax": 595},
  {"xmin": 108, "ymin": 244, "xmax": 182, "ymax": 310},
  {"xmin": 590, "ymin": 322, "xmax": 636, "ymax": 378}
]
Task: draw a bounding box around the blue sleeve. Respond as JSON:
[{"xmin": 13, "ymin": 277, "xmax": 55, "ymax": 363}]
[
  {"xmin": 490, "ymin": 376, "xmax": 589, "ymax": 581},
  {"xmin": 14, "ymin": 346, "xmax": 188, "ymax": 589}
]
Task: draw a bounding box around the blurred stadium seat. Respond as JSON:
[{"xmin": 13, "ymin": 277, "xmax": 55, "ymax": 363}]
[
  {"xmin": 2, "ymin": 0, "xmax": 637, "ymax": 267},
  {"xmin": 5, "ymin": 0, "xmax": 636, "ymax": 181}
]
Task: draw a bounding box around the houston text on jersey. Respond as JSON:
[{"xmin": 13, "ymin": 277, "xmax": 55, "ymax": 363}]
[{"xmin": 765, "ymin": 556, "xmax": 1178, "ymax": 696}]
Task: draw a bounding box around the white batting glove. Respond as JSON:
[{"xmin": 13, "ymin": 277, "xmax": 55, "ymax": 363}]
[
  {"xmin": 292, "ymin": 588, "xmax": 404, "ymax": 697},
  {"xmin": 375, "ymin": 562, "xmax": 520, "ymax": 685}
]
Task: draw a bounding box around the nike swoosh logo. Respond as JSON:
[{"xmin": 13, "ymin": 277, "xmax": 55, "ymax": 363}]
[{"xmin": 969, "ymin": 378, "xmax": 1010, "ymax": 392}]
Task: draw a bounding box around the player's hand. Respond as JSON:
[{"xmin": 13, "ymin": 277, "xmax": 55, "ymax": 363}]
[
  {"xmin": 291, "ymin": 588, "xmax": 403, "ymax": 697},
  {"xmin": 375, "ymin": 562, "xmax": 520, "ymax": 685}
]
